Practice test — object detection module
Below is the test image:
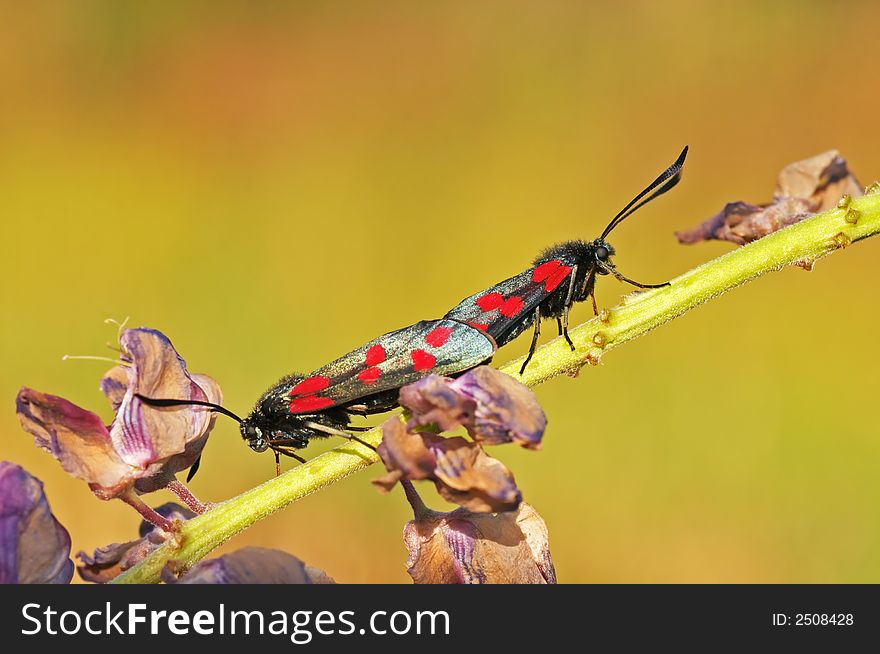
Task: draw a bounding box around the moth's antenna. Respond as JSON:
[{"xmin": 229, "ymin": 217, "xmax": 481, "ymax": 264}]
[
  {"xmin": 134, "ymin": 394, "xmax": 244, "ymax": 424},
  {"xmin": 186, "ymin": 455, "xmax": 202, "ymax": 483},
  {"xmin": 600, "ymin": 146, "xmax": 688, "ymax": 239}
]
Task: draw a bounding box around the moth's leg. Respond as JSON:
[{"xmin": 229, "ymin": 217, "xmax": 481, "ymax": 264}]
[
  {"xmin": 341, "ymin": 432, "xmax": 377, "ymax": 451},
  {"xmin": 562, "ymin": 306, "xmax": 575, "ymax": 351},
  {"xmin": 583, "ymin": 267, "xmax": 598, "ymax": 316},
  {"xmin": 304, "ymin": 421, "xmax": 377, "ymax": 451},
  {"xmin": 607, "ymin": 266, "xmax": 670, "ymax": 289},
  {"xmin": 272, "ymin": 445, "xmax": 306, "ymax": 477},
  {"xmin": 556, "ymin": 316, "xmax": 564, "ymax": 336},
  {"xmin": 285, "ymin": 449, "xmax": 308, "ymax": 464},
  {"xmin": 519, "ymin": 306, "xmax": 542, "ymax": 375},
  {"xmin": 560, "ymin": 264, "xmax": 579, "ymax": 350},
  {"xmin": 272, "ymin": 438, "xmax": 306, "ymax": 463}
]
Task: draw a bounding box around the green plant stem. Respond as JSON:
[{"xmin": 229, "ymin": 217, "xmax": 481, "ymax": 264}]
[{"xmin": 114, "ymin": 189, "xmax": 880, "ymax": 584}]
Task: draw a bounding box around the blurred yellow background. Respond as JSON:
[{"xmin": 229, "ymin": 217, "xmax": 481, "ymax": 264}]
[{"xmin": 2, "ymin": 1, "xmax": 879, "ymax": 583}]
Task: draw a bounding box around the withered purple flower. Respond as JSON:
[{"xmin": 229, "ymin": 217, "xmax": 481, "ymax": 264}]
[
  {"xmin": 676, "ymin": 150, "xmax": 863, "ymax": 246},
  {"xmin": 400, "ymin": 366, "xmax": 547, "ymax": 449},
  {"xmin": 170, "ymin": 547, "xmax": 335, "ymax": 584},
  {"xmin": 402, "ymin": 482, "xmax": 555, "ymax": 584},
  {"xmin": 77, "ymin": 503, "xmax": 195, "ymax": 583},
  {"xmin": 16, "ymin": 328, "xmax": 221, "ymax": 529},
  {"xmin": 374, "ymin": 366, "xmax": 547, "ymax": 513},
  {"xmin": 0, "ymin": 461, "xmax": 73, "ymax": 584},
  {"xmin": 374, "ymin": 418, "xmax": 522, "ymax": 513}
]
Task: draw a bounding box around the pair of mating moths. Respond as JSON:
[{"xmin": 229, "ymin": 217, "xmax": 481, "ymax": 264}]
[{"xmin": 140, "ymin": 147, "xmax": 688, "ymax": 474}]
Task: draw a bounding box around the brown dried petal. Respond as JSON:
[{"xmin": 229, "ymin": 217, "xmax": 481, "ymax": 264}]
[
  {"xmin": 16, "ymin": 388, "xmax": 137, "ymax": 494},
  {"xmin": 133, "ymin": 373, "xmax": 223, "ymax": 493},
  {"xmin": 450, "ymin": 366, "xmax": 546, "ymax": 448},
  {"xmin": 303, "ymin": 565, "xmax": 336, "ymax": 584},
  {"xmin": 0, "ymin": 462, "xmax": 74, "ymax": 584},
  {"xmin": 676, "ymin": 198, "xmax": 813, "ymax": 246},
  {"xmin": 17, "ymin": 327, "xmax": 223, "ymax": 499},
  {"xmin": 775, "ymin": 150, "xmax": 862, "ymax": 210},
  {"xmin": 400, "ymin": 368, "xmax": 546, "ymax": 449},
  {"xmin": 399, "ymin": 375, "xmax": 477, "ymax": 433},
  {"xmin": 172, "ymin": 547, "xmax": 335, "ymax": 584},
  {"xmin": 676, "ymin": 150, "xmax": 863, "ymax": 246},
  {"xmin": 76, "ymin": 538, "xmax": 156, "ymax": 583},
  {"xmin": 516, "ymin": 502, "xmax": 557, "ymax": 584},
  {"xmin": 76, "ymin": 503, "xmax": 195, "ymax": 583},
  {"xmin": 374, "ymin": 419, "xmax": 521, "ymax": 513},
  {"xmin": 100, "ymin": 365, "xmax": 129, "ymax": 412},
  {"xmin": 375, "ymin": 418, "xmax": 436, "ymax": 479},
  {"xmin": 428, "ymin": 436, "xmax": 521, "ymax": 513},
  {"xmin": 108, "ymin": 328, "xmax": 221, "ymax": 468},
  {"xmin": 404, "ymin": 502, "xmax": 555, "ymax": 584}
]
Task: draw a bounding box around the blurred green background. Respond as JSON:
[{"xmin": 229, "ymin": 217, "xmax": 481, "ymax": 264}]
[{"xmin": 2, "ymin": 1, "xmax": 879, "ymax": 583}]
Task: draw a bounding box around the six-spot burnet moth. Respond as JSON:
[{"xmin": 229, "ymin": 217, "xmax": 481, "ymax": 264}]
[
  {"xmin": 137, "ymin": 319, "xmax": 496, "ymax": 476},
  {"xmin": 444, "ymin": 146, "xmax": 688, "ymax": 374},
  {"xmin": 139, "ymin": 146, "xmax": 687, "ymax": 473}
]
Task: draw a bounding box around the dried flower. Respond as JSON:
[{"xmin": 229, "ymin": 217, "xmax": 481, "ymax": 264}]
[
  {"xmin": 0, "ymin": 461, "xmax": 73, "ymax": 584},
  {"xmin": 170, "ymin": 547, "xmax": 335, "ymax": 584},
  {"xmin": 374, "ymin": 418, "xmax": 521, "ymax": 513},
  {"xmin": 16, "ymin": 327, "xmax": 221, "ymax": 527},
  {"xmin": 374, "ymin": 366, "xmax": 547, "ymax": 512},
  {"xmin": 76, "ymin": 503, "xmax": 195, "ymax": 583},
  {"xmin": 676, "ymin": 150, "xmax": 863, "ymax": 245},
  {"xmin": 404, "ymin": 494, "xmax": 555, "ymax": 584},
  {"xmin": 399, "ymin": 366, "xmax": 547, "ymax": 449}
]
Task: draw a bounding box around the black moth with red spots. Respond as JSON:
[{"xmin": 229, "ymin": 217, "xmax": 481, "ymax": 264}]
[
  {"xmin": 445, "ymin": 146, "xmax": 688, "ymax": 374},
  {"xmin": 137, "ymin": 147, "xmax": 686, "ymax": 473},
  {"xmin": 239, "ymin": 319, "xmax": 495, "ymax": 460},
  {"xmin": 138, "ymin": 319, "xmax": 496, "ymax": 474}
]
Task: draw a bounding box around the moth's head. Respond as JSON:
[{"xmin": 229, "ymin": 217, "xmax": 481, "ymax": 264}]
[
  {"xmin": 592, "ymin": 238, "xmax": 616, "ymax": 274},
  {"xmin": 240, "ymin": 418, "xmax": 269, "ymax": 453}
]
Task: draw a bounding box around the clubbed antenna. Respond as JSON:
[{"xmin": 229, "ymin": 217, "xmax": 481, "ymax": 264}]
[
  {"xmin": 134, "ymin": 394, "xmax": 245, "ymax": 424},
  {"xmin": 600, "ymin": 146, "xmax": 689, "ymax": 239}
]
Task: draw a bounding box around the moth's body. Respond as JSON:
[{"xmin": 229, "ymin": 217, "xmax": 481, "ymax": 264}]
[
  {"xmin": 238, "ymin": 318, "xmax": 497, "ymax": 459},
  {"xmin": 139, "ymin": 147, "xmax": 687, "ymax": 474},
  {"xmin": 445, "ymin": 146, "xmax": 688, "ymax": 374},
  {"xmin": 239, "ymin": 374, "xmax": 399, "ymax": 454},
  {"xmin": 532, "ymin": 240, "xmax": 612, "ymax": 323},
  {"xmin": 239, "ymin": 375, "xmax": 349, "ymax": 453},
  {"xmin": 446, "ymin": 239, "xmax": 616, "ymax": 348}
]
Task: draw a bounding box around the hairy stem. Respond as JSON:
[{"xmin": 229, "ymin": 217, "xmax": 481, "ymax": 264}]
[
  {"xmin": 118, "ymin": 490, "xmax": 174, "ymax": 534},
  {"xmin": 114, "ymin": 189, "xmax": 880, "ymax": 584},
  {"xmin": 167, "ymin": 480, "xmax": 212, "ymax": 515}
]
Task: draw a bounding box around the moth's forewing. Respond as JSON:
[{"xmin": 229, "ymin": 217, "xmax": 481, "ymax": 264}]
[
  {"xmin": 287, "ymin": 319, "xmax": 495, "ymax": 414},
  {"xmin": 444, "ymin": 258, "xmax": 575, "ymax": 347}
]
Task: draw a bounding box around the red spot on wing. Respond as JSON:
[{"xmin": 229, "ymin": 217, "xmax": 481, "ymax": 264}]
[
  {"xmin": 532, "ymin": 260, "xmax": 572, "ymax": 292},
  {"xmin": 365, "ymin": 344, "xmax": 386, "ymax": 366},
  {"xmin": 425, "ymin": 325, "xmax": 453, "ymax": 347},
  {"xmin": 289, "ymin": 376, "xmax": 331, "ymax": 396},
  {"xmin": 499, "ymin": 296, "xmax": 525, "ymax": 317},
  {"xmin": 532, "ymin": 260, "xmax": 561, "ymax": 282},
  {"xmin": 476, "ymin": 292, "xmax": 504, "ymax": 312},
  {"xmin": 289, "ymin": 395, "xmax": 335, "ymax": 413},
  {"xmin": 468, "ymin": 321, "xmax": 489, "ymax": 331},
  {"xmin": 358, "ymin": 367, "xmax": 382, "ymax": 385},
  {"xmin": 411, "ymin": 349, "xmax": 437, "ymax": 371},
  {"xmin": 545, "ymin": 265, "xmax": 573, "ymax": 292}
]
